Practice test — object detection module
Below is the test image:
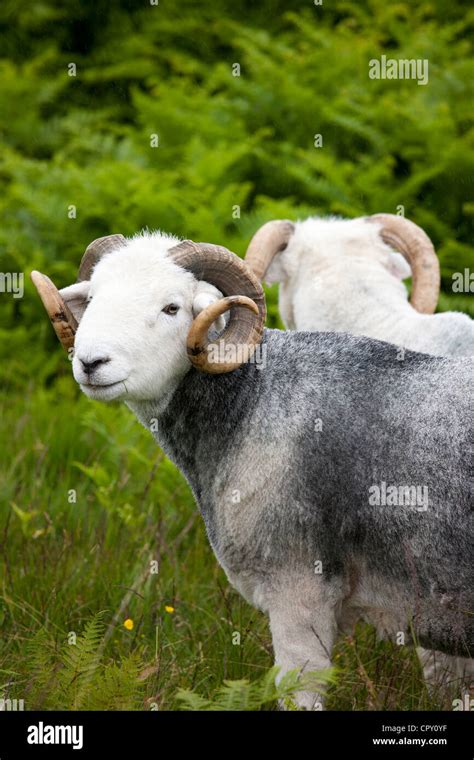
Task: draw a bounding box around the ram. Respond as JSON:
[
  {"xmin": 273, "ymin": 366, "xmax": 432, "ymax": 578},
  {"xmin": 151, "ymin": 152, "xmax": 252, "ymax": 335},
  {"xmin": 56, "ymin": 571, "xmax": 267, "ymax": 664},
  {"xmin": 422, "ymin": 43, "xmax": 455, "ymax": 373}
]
[
  {"xmin": 245, "ymin": 214, "xmax": 474, "ymax": 357},
  {"xmin": 32, "ymin": 233, "xmax": 473, "ymax": 708}
]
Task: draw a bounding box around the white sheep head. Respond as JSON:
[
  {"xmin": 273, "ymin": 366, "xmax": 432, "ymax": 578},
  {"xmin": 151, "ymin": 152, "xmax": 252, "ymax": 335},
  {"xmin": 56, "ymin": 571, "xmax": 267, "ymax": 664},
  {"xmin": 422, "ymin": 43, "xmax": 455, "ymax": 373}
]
[
  {"xmin": 245, "ymin": 214, "xmax": 440, "ymax": 316},
  {"xmin": 31, "ymin": 232, "xmax": 266, "ymax": 403}
]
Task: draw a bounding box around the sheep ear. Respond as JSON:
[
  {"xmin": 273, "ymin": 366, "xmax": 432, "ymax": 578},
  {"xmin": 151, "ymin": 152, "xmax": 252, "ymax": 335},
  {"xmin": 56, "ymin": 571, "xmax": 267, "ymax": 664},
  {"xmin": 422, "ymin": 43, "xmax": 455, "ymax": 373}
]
[
  {"xmin": 264, "ymin": 254, "xmax": 286, "ymax": 285},
  {"xmin": 386, "ymin": 252, "xmax": 412, "ymax": 280},
  {"xmin": 193, "ymin": 282, "xmax": 226, "ymax": 333},
  {"xmin": 59, "ymin": 281, "xmax": 91, "ymax": 322}
]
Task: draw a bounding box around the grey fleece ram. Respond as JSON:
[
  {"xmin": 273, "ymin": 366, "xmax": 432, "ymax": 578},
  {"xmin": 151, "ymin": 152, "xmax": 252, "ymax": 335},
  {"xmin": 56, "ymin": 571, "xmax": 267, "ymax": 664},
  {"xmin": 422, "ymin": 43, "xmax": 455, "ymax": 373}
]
[
  {"xmin": 33, "ymin": 230, "xmax": 473, "ymax": 708},
  {"xmin": 130, "ymin": 329, "xmax": 473, "ymax": 661}
]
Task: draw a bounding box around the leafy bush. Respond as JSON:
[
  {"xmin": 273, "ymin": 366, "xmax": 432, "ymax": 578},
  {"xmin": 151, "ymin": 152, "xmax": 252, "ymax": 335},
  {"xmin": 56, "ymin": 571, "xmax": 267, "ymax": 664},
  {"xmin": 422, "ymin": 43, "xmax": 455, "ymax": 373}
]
[{"xmin": 1, "ymin": 0, "xmax": 472, "ymax": 391}]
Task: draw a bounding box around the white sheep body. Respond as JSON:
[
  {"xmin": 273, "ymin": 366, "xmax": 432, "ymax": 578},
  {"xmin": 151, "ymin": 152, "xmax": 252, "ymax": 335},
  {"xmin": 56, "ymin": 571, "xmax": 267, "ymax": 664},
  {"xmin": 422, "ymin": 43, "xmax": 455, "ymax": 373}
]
[{"xmin": 266, "ymin": 217, "xmax": 474, "ymax": 356}]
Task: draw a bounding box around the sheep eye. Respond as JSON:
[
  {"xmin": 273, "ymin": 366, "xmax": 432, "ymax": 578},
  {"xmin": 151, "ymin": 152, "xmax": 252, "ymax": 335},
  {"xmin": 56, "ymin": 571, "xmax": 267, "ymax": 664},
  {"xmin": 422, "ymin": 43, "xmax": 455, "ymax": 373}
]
[{"xmin": 163, "ymin": 303, "xmax": 179, "ymax": 316}]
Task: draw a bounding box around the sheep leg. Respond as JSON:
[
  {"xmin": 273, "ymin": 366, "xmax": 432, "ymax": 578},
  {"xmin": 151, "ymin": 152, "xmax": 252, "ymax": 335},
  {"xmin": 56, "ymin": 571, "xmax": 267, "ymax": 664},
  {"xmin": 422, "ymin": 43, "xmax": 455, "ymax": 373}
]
[
  {"xmin": 417, "ymin": 647, "xmax": 474, "ymax": 698},
  {"xmin": 267, "ymin": 577, "xmax": 337, "ymax": 710}
]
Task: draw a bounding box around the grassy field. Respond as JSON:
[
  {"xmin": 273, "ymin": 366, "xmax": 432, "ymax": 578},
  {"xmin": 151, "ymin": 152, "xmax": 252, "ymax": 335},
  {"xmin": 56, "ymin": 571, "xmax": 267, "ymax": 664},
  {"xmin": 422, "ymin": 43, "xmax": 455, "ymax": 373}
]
[{"xmin": 0, "ymin": 0, "xmax": 472, "ymax": 710}]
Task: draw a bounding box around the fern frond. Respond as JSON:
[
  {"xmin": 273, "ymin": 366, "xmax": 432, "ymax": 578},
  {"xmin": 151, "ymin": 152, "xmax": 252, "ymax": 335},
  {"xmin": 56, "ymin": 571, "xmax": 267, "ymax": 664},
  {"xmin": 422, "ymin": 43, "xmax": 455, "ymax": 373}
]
[{"xmin": 176, "ymin": 666, "xmax": 336, "ymax": 711}]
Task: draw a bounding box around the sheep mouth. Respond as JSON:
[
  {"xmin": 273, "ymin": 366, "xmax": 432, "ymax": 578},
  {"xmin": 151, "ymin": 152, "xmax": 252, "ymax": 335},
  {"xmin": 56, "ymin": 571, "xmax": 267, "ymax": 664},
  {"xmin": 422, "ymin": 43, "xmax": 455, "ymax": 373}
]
[
  {"xmin": 81, "ymin": 380, "xmax": 126, "ymax": 389},
  {"xmin": 79, "ymin": 379, "xmax": 128, "ymax": 400}
]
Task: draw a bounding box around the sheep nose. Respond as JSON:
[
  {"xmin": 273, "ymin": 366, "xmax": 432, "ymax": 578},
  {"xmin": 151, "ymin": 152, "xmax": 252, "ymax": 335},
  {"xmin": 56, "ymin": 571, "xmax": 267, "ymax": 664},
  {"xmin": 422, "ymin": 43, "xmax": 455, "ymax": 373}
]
[{"xmin": 80, "ymin": 356, "xmax": 110, "ymax": 375}]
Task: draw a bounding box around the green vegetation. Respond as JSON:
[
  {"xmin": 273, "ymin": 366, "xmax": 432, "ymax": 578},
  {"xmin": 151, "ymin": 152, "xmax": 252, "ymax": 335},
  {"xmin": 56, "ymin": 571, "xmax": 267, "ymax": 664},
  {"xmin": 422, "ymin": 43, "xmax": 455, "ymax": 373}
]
[{"xmin": 0, "ymin": 0, "xmax": 472, "ymax": 710}]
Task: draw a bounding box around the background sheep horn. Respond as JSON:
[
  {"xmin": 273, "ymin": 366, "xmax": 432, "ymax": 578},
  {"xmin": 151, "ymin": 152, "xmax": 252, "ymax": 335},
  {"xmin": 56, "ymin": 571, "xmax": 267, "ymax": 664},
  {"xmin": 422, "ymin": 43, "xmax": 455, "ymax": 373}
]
[
  {"xmin": 169, "ymin": 240, "xmax": 266, "ymax": 373},
  {"xmin": 244, "ymin": 220, "xmax": 295, "ymax": 280},
  {"xmin": 368, "ymin": 214, "xmax": 440, "ymax": 314},
  {"xmin": 78, "ymin": 234, "xmax": 127, "ymax": 281}
]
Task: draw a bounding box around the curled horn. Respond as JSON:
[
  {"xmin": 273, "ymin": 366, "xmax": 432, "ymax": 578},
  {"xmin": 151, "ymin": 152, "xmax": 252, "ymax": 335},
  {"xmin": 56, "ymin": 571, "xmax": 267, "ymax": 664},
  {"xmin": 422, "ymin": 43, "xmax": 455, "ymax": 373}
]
[
  {"xmin": 244, "ymin": 220, "xmax": 295, "ymax": 280},
  {"xmin": 169, "ymin": 241, "xmax": 266, "ymax": 373},
  {"xmin": 31, "ymin": 234, "xmax": 126, "ymax": 351},
  {"xmin": 367, "ymin": 214, "xmax": 440, "ymax": 314},
  {"xmin": 31, "ymin": 270, "xmax": 78, "ymax": 351},
  {"xmin": 78, "ymin": 234, "xmax": 126, "ymax": 281}
]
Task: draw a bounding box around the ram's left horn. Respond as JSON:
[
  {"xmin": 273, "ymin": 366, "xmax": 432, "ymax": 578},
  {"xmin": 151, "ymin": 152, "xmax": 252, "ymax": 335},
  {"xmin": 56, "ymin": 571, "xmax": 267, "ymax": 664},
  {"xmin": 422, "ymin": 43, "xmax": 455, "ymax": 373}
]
[
  {"xmin": 31, "ymin": 270, "xmax": 77, "ymax": 351},
  {"xmin": 187, "ymin": 295, "xmax": 259, "ymax": 373}
]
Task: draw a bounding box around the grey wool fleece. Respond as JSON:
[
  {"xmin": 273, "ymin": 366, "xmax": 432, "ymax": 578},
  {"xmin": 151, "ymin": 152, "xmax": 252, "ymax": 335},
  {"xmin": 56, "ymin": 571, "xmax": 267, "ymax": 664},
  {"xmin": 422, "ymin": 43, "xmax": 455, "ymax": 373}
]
[{"xmin": 130, "ymin": 328, "xmax": 473, "ymax": 658}]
